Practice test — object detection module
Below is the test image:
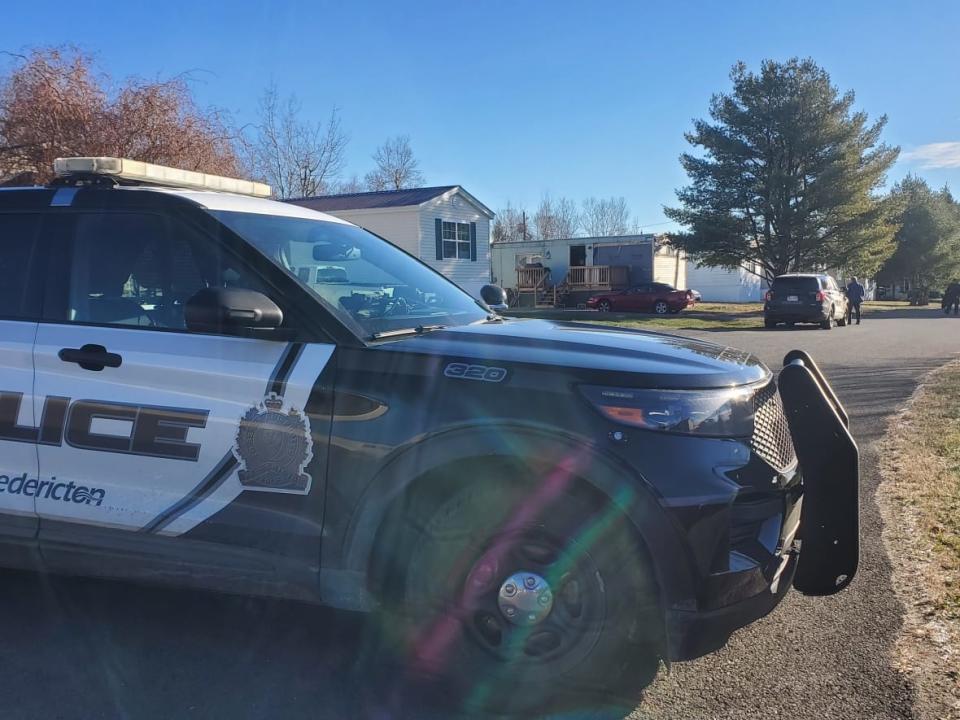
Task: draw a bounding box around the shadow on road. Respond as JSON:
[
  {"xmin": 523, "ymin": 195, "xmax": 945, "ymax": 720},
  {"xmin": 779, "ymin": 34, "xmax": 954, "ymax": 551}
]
[
  {"xmin": 825, "ymin": 361, "xmax": 946, "ymax": 443},
  {"xmin": 0, "ymin": 567, "xmax": 636, "ymax": 720}
]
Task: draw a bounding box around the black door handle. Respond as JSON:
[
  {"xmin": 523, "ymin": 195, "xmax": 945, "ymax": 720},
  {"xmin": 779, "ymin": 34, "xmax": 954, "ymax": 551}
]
[{"xmin": 58, "ymin": 344, "xmax": 123, "ymax": 372}]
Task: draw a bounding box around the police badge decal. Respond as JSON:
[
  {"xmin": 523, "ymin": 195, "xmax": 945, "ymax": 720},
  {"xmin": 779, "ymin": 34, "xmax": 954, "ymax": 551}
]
[{"xmin": 233, "ymin": 394, "xmax": 314, "ymax": 494}]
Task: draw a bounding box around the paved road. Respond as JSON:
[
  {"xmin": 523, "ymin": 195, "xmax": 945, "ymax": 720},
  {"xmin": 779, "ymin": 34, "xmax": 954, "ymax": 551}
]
[
  {"xmin": 633, "ymin": 309, "xmax": 960, "ymax": 720},
  {"xmin": 2, "ymin": 310, "xmax": 958, "ymax": 720}
]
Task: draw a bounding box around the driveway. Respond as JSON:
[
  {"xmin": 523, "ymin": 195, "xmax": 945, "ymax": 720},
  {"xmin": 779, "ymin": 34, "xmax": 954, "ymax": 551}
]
[
  {"xmin": 632, "ymin": 308, "xmax": 960, "ymax": 720},
  {"xmin": 2, "ymin": 310, "xmax": 958, "ymax": 720}
]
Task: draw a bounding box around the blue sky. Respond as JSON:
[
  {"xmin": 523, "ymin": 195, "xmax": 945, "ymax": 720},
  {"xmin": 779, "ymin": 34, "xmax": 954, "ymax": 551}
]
[{"xmin": 2, "ymin": 1, "xmax": 959, "ymax": 230}]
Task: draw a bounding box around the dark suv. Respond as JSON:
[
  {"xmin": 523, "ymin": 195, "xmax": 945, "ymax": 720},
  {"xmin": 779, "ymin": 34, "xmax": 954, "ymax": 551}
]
[
  {"xmin": 764, "ymin": 273, "xmax": 849, "ymax": 329},
  {"xmin": 0, "ymin": 158, "xmax": 859, "ymax": 715}
]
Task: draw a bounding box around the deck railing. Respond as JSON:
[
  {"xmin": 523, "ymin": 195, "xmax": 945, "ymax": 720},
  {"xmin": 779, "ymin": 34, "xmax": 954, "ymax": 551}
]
[
  {"xmin": 566, "ymin": 265, "xmax": 629, "ymax": 289},
  {"xmin": 517, "ymin": 267, "xmax": 551, "ymax": 290}
]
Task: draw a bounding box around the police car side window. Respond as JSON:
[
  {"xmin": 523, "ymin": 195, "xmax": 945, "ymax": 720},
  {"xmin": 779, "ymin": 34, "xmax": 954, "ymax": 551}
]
[
  {"xmin": 0, "ymin": 214, "xmax": 42, "ymax": 320},
  {"xmin": 67, "ymin": 212, "xmax": 268, "ymax": 331}
]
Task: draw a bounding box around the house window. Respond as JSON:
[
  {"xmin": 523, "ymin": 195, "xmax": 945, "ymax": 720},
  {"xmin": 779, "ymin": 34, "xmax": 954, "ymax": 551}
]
[{"xmin": 442, "ymin": 221, "xmax": 472, "ymax": 259}]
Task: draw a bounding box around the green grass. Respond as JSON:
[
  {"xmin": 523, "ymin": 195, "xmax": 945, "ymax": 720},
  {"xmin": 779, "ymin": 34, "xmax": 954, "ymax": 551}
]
[
  {"xmin": 577, "ymin": 315, "xmax": 761, "ymax": 331},
  {"xmin": 692, "ymin": 302, "xmax": 764, "ymax": 314},
  {"xmin": 862, "ymin": 300, "xmax": 931, "ymax": 312},
  {"xmin": 506, "ymin": 302, "xmax": 765, "ymax": 331},
  {"xmin": 507, "ymin": 299, "xmax": 935, "ymax": 331}
]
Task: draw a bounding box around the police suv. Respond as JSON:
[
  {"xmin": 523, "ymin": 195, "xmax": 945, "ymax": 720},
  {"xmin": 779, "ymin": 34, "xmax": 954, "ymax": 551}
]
[{"xmin": 0, "ymin": 158, "xmax": 858, "ymax": 713}]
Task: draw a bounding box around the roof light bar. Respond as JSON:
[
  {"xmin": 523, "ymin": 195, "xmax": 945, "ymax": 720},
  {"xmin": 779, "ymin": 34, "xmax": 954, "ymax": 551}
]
[{"xmin": 53, "ymin": 157, "xmax": 272, "ymax": 198}]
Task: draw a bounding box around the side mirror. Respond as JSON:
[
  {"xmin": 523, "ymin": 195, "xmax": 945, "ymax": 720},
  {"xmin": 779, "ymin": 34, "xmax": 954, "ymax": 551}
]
[
  {"xmin": 480, "ymin": 283, "xmax": 508, "ymax": 311},
  {"xmin": 185, "ymin": 287, "xmax": 283, "ymax": 334}
]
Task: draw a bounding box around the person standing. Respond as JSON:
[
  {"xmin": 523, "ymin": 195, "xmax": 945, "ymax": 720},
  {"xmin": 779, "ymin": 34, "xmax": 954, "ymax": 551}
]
[
  {"xmin": 846, "ymin": 276, "xmax": 865, "ymax": 325},
  {"xmin": 944, "ymin": 281, "xmax": 960, "ymax": 315}
]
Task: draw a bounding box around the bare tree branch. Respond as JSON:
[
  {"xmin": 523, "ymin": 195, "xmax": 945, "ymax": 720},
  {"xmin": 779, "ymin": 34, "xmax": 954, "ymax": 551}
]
[
  {"xmin": 580, "ymin": 196, "xmax": 631, "ymax": 236},
  {"xmin": 364, "ymin": 135, "xmax": 424, "ymax": 191},
  {"xmin": 245, "ymin": 83, "xmax": 348, "ymax": 199},
  {"xmin": 533, "ymin": 194, "xmax": 580, "ymax": 240}
]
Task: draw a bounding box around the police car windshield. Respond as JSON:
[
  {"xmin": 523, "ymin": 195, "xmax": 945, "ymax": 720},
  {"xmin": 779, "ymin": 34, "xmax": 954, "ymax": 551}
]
[{"xmin": 209, "ymin": 210, "xmax": 487, "ymax": 338}]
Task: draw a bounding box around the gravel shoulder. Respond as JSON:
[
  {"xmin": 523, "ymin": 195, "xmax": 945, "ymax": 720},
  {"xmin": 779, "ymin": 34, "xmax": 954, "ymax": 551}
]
[{"xmin": 878, "ymin": 361, "xmax": 960, "ymax": 720}]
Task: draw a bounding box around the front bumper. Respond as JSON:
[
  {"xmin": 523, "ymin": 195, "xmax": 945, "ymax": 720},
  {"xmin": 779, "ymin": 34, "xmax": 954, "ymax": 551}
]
[
  {"xmin": 667, "ymin": 553, "xmax": 798, "ymax": 660},
  {"xmin": 664, "ymin": 350, "xmax": 859, "ymax": 659},
  {"xmin": 779, "ymin": 349, "xmax": 859, "ymax": 594}
]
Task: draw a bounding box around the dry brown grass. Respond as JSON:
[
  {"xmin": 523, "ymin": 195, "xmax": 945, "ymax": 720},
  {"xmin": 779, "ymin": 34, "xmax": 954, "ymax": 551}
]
[{"xmin": 879, "ymin": 361, "xmax": 960, "ymax": 718}]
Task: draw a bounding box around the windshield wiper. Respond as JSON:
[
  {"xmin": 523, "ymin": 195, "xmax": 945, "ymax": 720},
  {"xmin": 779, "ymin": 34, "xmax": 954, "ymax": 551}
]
[{"xmin": 369, "ymin": 324, "xmax": 447, "ymax": 340}]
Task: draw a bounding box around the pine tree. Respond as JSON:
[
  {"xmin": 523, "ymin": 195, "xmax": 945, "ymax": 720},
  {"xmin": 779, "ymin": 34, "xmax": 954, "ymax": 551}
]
[{"xmin": 665, "ymin": 58, "xmax": 899, "ymax": 281}]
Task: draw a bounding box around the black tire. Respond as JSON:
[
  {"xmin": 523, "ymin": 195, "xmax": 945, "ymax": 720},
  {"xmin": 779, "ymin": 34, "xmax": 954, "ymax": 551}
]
[
  {"xmin": 598, "ymin": 300, "xmax": 612, "ymax": 313},
  {"xmin": 764, "ymin": 319, "xmax": 777, "ymax": 329},
  {"xmin": 821, "ymin": 308, "xmax": 835, "ymax": 330},
  {"xmin": 375, "ymin": 478, "xmax": 661, "ymax": 714},
  {"xmin": 653, "ymin": 300, "xmax": 669, "ymax": 315}
]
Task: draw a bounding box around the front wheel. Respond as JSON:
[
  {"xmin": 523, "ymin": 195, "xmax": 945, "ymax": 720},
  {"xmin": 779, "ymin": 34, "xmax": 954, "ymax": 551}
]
[
  {"xmin": 598, "ymin": 300, "xmax": 612, "ymax": 312},
  {"xmin": 381, "ymin": 479, "xmax": 661, "ymax": 714},
  {"xmin": 764, "ymin": 319, "xmax": 777, "ymax": 329},
  {"xmin": 653, "ymin": 300, "xmax": 669, "ymax": 315}
]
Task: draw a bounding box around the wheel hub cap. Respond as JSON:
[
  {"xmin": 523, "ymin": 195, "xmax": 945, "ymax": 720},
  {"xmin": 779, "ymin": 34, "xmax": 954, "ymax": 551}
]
[{"xmin": 497, "ymin": 571, "xmax": 553, "ymax": 626}]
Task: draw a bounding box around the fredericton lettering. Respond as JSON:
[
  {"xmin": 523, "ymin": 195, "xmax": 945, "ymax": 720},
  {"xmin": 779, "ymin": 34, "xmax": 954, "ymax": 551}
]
[{"xmin": 0, "ymin": 472, "xmax": 105, "ymax": 506}]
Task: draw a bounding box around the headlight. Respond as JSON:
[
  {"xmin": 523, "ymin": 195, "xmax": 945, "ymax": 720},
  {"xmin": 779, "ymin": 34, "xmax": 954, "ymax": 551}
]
[{"xmin": 579, "ymin": 384, "xmax": 756, "ymax": 437}]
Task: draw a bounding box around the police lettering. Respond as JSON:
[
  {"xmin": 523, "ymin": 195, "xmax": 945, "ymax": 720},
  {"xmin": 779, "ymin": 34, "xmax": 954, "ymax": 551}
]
[{"xmin": 0, "ymin": 392, "xmax": 208, "ymax": 461}]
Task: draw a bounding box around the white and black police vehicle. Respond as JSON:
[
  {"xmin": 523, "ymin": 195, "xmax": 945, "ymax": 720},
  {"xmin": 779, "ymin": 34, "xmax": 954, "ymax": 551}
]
[{"xmin": 0, "ymin": 158, "xmax": 858, "ymax": 713}]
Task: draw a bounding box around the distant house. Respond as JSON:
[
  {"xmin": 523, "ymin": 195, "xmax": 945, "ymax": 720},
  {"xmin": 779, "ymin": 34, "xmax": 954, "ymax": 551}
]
[
  {"xmin": 286, "ymin": 186, "xmax": 494, "ymax": 298},
  {"xmin": 490, "ymin": 234, "xmax": 686, "ymax": 307}
]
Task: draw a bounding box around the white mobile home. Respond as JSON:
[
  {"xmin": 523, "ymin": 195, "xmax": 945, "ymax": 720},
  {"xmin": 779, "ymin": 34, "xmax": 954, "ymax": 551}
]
[{"xmin": 287, "ymin": 186, "xmax": 494, "ymax": 298}]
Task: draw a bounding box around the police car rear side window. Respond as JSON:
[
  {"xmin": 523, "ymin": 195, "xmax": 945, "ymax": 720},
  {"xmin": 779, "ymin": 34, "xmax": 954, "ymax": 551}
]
[{"xmin": 0, "ymin": 213, "xmax": 43, "ymax": 320}]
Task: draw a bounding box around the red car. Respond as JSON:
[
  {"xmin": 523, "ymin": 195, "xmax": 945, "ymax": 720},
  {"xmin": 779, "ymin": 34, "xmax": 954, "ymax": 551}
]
[{"xmin": 586, "ymin": 282, "xmax": 696, "ymax": 314}]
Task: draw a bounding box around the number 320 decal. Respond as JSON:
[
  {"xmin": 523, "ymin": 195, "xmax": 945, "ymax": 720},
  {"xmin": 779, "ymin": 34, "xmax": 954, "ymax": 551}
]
[{"xmin": 443, "ymin": 363, "xmax": 507, "ymax": 383}]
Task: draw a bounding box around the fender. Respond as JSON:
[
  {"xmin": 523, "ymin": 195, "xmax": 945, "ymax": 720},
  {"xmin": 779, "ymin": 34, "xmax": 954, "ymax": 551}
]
[{"xmin": 335, "ymin": 421, "xmax": 700, "ymax": 613}]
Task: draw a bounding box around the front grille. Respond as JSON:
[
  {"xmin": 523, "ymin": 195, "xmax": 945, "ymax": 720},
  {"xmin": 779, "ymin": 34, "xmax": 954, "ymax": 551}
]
[{"xmin": 751, "ymin": 381, "xmax": 796, "ymax": 470}]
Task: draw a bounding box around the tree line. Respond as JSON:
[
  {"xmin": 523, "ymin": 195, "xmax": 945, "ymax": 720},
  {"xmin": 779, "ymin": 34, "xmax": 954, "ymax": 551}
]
[
  {"xmin": 492, "ymin": 195, "xmax": 642, "ymax": 242},
  {"xmin": 0, "ymin": 47, "xmax": 424, "ymax": 197}
]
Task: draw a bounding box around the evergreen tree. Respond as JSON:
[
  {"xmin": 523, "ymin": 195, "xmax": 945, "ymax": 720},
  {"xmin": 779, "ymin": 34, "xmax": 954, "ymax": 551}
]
[{"xmin": 666, "ymin": 58, "xmax": 899, "ymax": 281}]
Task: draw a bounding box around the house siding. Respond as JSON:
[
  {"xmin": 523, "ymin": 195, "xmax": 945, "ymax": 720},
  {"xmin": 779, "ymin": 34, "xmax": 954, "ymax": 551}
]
[
  {"xmin": 419, "ymin": 192, "xmax": 491, "ymax": 298},
  {"xmin": 319, "ymin": 207, "xmax": 421, "ymax": 256},
  {"xmin": 685, "ymin": 262, "xmax": 765, "ymax": 302},
  {"xmin": 653, "ymin": 246, "xmax": 687, "ymax": 289}
]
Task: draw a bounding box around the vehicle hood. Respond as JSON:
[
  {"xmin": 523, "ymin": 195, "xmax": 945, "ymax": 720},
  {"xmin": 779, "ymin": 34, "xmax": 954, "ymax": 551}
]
[{"xmin": 374, "ymin": 318, "xmax": 770, "ymax": 389}]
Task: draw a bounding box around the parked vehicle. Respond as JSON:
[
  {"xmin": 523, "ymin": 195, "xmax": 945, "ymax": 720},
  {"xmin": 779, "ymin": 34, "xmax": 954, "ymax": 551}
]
[
  {"xmin": 764, "ymin": 274, "xmax": 849, "ymax": 329},
  {"xmin": 0, "ymin": 158, "xmax": 859, "ymax": 715},
  {"xmin": 587, "ymin": 282, "xmax": 696, "ymax": 314}
]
